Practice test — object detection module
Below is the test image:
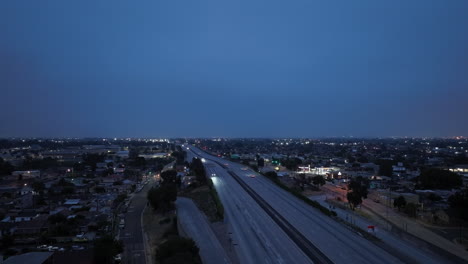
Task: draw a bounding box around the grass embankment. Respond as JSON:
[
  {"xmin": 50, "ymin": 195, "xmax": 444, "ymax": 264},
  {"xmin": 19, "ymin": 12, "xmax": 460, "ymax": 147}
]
[
  {"xmin": 262, "ymin": 173, "xmax": 337, "ymax": 217},
  {"xmin": 180, "ymin": 180, "xmax": 224, "ymax": 222},
  {"xmin": 143, "ymin": 208, "xmax": 203, "ymax": 264}
]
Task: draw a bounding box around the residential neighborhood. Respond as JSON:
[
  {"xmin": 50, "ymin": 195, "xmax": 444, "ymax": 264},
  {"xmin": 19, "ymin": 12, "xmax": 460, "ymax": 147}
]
[{"xmin": 0, "ymin": 138, "xmax": 176, "ymax": 263}]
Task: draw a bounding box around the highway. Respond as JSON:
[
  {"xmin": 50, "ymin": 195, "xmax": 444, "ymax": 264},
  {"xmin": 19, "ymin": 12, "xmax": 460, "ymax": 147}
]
[
  {"xmin": 186, "ymin": 145, "xmax": 404, "ymax": 264},
  {"xmin": 186, "ymin": 150, "xmax": 313, "ymax": 264}
]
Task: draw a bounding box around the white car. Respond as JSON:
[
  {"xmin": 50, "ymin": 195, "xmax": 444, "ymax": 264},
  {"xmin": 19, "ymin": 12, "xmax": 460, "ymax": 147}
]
[{"xmin": 37, "ymin": 245, "xmax": 48, "ymax": 250}]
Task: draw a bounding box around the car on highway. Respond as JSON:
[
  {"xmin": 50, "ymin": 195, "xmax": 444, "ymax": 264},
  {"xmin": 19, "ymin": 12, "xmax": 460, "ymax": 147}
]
[
  {"xmin": 248, "ymin": 174, "xmax": 256, "ymax": 178},
  {"xmin": 47, "ymin": 246, "xmax": 61, "ymax": 252},
  {"xmin": 241, "ymin": 167, "xmax": 248, "ymax": 171}
]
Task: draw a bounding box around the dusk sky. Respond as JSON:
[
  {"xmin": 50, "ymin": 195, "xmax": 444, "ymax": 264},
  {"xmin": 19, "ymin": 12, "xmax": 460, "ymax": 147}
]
[{"xmin": 1, "ymin": 0, "xmax": 468, "ymax": 138}]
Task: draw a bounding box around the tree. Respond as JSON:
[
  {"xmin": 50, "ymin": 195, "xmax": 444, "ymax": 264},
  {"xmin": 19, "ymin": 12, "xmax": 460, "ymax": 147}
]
[
  {"xmin": 48, "ymin": 213, "xmax": 67, "ymax": 224},
  {"xmin": 280, "ymin": 158, "xmax": 302, "ymax": 171},
  {"xmin": 250, "ymin": 164, "xmax": 259, "ymax": 172},
  {"xmin": 128, "ymin": 148, "xmax": 140, "ymax": 160},
  {"xmin": 404, "ymin": 203, "xmax": 418, "ymax": 217},
  {"xmin": 61, "ymin": 186, "xmax": 75, "ymax": 195},
  {"xmin": 427, "ymin": 193, "xmax": 442, "ymax": 202},
  {"xmin": 347, "ymin": 191, "xmax": 362, "ymax": 210},
  {"xmin": 171, "ymin": 151, "xmax": 186, "ymax": 165},
  {"xmin": 190, "ymin": 158, "xmax": 206, "ymax": 184},
  {"xmin": 296, "ymin": 173, "xmax": 307, "ymax": 190},
  {"xmin": 357, "ymin": 156, "xmax": 369, "ymax": 163},
  {"xmin": 257, "ymin": 158, "xmax": 265, "ymax": 167},
  {"xmin": 147, "ymin": 187, "xmax": 161, "ymax": 210},
  {"xmin": 31, "ymin": 181, "xmax": 45, "ymax": 193},
  {"xmin": 95, "ymin": 186, "xmax": 105, "ymax": 193},
  {"xmin": 347, "ymin": 176, "xmax": 369, "ymax": 210},
  {"xmin": 393, "ymin": 196, "xmax": 406, "ymax": 211},
  {"xmin": 57, "ymin": 178, "xmax": 74, "ymax": 187},
  {"xmin": 161, "ymin": 170, "xmax": 177, "ymax": 185},
  {"xmin": 312, "ymin": 176, "xmax": 326, "ymax": 188},
  {"xmin": 347, "ymin": 156, "xmax": 356, "ymax": 163},
  {"xmin": 0, "ymin": 234, "xmax": 14, "ymax": 250},
  {"xmin": 21, "ymin": 157, "xmax": 58, "ymax": 170},
  {"xmin": 264, "ymin": 171, "xmax": 278, "ymax": 180},
  {"xmin": 114, "ymin": 194, "xmax": 127, "ymax": 205},
  {"xmin": 93, "ymin": 236, "xmax": 123, "ymax": 264},
  {"xmin": 418, "ymin": 168, "xmax": 462, "ymax": 190},
  {"xmin": 377, "ymin": 159, "xmax": 394, "ymax": 176},
  {"xmin": 82, "ymin": 153, "xmax": 106, "ymax": 171},
  {"xmin": 0, "ymin": 158, "xmax": 13, "ymax": 176},
  {"xmin": 133, "ymin": 157, "xmax": 147, "ymax": 167},
  {"xmin": 448, "ymin": 189, "xmax": 468, "ymax": 221},
  {"xmin": 147, "ymin": 184, "xmax": 177, "ymax": 212},
  {"xmin": 156, "ymin": 237, "xmax": 201, "ymax": 264}
]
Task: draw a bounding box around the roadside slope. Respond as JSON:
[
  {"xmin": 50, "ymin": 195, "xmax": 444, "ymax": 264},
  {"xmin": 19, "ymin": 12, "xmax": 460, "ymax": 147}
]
[{"xmin": 176, "ymin": 197, "xmax": 231, "ymax": 264}]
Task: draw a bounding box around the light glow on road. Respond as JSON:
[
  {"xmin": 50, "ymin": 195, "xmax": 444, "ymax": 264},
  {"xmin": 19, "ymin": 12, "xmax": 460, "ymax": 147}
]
[{"xmin": 211, "ymin": 176, "xmax": 218, "ymax": 186}]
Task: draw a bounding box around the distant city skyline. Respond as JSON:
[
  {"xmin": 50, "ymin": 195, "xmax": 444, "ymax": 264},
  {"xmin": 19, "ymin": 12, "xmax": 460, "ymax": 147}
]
[{"xmin": 1, "ymin": 1, "xmax": 468, "ymax": 138}]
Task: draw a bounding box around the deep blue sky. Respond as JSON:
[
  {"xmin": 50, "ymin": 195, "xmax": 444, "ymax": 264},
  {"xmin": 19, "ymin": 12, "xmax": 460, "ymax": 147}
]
[{"xmin": 1, "ymin": 1, "xmax": 468, "ymax": 138}]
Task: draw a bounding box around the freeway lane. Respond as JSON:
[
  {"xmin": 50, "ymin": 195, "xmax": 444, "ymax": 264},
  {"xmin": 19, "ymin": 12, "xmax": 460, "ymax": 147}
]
[
  {"xmin": 188, "ymin": 146, "xmax": 403, "ymax": 264},
  {"xmin": 237, "ymin": 170, "xmax": 403, "ymax": 264},
  {"xmin": 176, "ymin": 197, "xmax": 231, "ymax": 264},
  {"xmin": 186, "ymin": 149, "xmax": 312, "ymax": 264}
]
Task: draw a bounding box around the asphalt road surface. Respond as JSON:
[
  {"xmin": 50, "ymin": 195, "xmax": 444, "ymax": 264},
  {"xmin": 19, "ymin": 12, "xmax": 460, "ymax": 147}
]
[
  {"xmin": 121, "ymin": 181, "xmax": 152, "ymax": 264},
  {"xmin": 310, "ymin": 193, "xmax": 450, "ymax": 264},
  {"xmin": 176, "ymin": 197, "xmax": 231, "ymax": 264},
  {"xmin": 186, "ymin": 145, "xmax": 404, "ymax": 264},
  {"xmin": 186, "ymin": 149, "xmax": 313, "ymax": 264}
]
